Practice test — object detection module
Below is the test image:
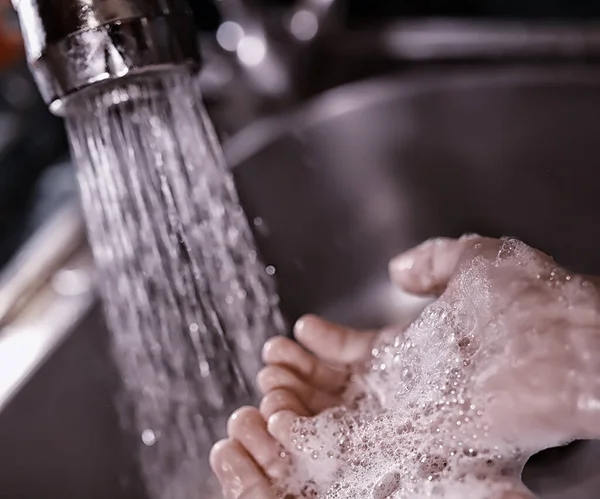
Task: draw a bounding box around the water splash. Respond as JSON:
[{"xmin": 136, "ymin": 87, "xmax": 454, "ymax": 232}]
[{"xmin": 64, "ymin": 69, "xmax": 286, "ymax": 498}]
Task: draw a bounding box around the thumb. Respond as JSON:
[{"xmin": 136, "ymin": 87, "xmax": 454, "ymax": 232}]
[{"xmin": 388, "ymin": 235, "xmax": 495, "ymax": 296}]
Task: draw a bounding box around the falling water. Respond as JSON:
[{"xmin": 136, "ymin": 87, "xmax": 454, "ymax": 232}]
[{"xmin": 64, "ymin": 68, "xmax": 286, "ymax": 498}]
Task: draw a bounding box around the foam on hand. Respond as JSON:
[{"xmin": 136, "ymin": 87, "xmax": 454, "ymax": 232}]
[{"xmin": 272, "ymin": 239, "xmax": 600, "ymax": 498}]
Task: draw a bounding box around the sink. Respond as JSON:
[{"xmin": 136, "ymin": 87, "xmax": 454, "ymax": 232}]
[{"xmin": 2, "ymin": 64, "xmax": 600, "ymax": 497}]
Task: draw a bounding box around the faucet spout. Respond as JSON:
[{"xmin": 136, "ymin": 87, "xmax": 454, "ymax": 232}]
[{"xmin": 11, "ymin": 0, "xmax": 201, "ymax": 115}]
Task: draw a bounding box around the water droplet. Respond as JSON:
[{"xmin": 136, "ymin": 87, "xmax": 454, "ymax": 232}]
[
  {"xmin": 141, "ymin": 429, "xmax": 157, "ymax": 446},
  {"xmin": 253, "ymin": 216, "xmax": 270, "ymax": 236},
  {"xmin": 266, "ymin": 265, "xmax": 276, "ymax": 275},
  {"xmin": 199, "ymin": 360, "xmax": 210, "ymax": 377},
  {"xmin": 372, "ymin": 472, "xmax": 401, "ymax": 498},
  {"xmin": 227, "ymin": 227, "xmax": 239, "ymax": 240}
]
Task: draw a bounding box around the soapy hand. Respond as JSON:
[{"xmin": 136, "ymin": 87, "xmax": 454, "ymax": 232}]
[
  {"xmin": 210, "ymin": 235, "xmax": 600, "ymax": 498},
  {"xmin": 209, "ymin": 316, "xmax": 377, "ymax": 498},
  {"xmin": 388, "ymin": 235, "xmax": 600, "ymax": 444}
]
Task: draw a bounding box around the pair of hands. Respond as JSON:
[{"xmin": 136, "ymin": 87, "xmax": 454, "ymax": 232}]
[{"xmin": 210, "ymin": 236, "xmax": 600, "ymax": 499}]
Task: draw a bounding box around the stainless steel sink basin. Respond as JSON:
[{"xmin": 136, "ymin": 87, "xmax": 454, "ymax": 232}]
[
  {"xmin": 229, "ymin": 65, "xmax": 600, "ymax": 325},
  {"xmin": 2, "ymin": 65, "xmax": 600, "ymax": 497}
]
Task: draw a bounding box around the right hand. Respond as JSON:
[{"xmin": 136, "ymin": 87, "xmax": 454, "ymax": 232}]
[{"xmin": 388, "ymin": 235, "xmax": 600, "ymax": 444}]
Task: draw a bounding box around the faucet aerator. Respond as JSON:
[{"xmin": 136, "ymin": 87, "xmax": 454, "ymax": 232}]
[{"xmin": 11, "ymin": 0, "xmax": 202, "ymax": 115}]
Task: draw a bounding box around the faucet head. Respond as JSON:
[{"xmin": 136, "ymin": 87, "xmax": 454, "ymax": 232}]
[{"xmin": 11, "ymin": 0, "xmax": 201, "ymax": 115}]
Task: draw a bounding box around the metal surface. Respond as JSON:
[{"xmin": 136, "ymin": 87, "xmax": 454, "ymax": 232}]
[
  {"xmin": 11, "ymin": 0, "xmax": 200, "ymax": 114},
  {"xmin": 288, "ymin": 19, "xmax": 600, "ymax": 105},
  {"xmin": 0, "ymin": 191, "xmax": 90, "ymax": 404},
  {"xmin": 349, "ymin": 19, "xmax": 600, "ymax": 62},
  {"xmin": 228, "ymin": 66, "xmax": 600, "ymax": 324},
  {"xmin": 0, "ymin": 202, "xmax": 85, "ymax": 326}
]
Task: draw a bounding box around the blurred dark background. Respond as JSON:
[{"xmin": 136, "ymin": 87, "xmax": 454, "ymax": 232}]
[{"xmin": 187, "ymin": 0, "xmax": 600, "ymax": 30}]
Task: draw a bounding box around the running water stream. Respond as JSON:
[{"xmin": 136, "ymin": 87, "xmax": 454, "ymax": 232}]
[{"xmin": 64, "ymin": 69, "xmax": 286, "ymax": 498}]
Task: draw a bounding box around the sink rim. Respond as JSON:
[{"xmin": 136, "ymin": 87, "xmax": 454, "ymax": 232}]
[{"xmin": 224, "ymin": 64, "xmax": 600, "ymax": 169}]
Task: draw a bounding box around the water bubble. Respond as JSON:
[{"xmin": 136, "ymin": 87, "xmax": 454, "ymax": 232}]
[
  {"xmin": 372, "ymin": 472, "xmax": 401, "ymax": 499},
  {"xmin": 457, "ymin": 334, "xmax": 480, "ymax": 356},
  {"xmin": 496, "ymin": 238, "xmax": 519, "ymax": 262},
  {"xmin": 266, "ymin": 265, "xmax": 276, "ymax": 275},
  {"xmin": 402, "ymin": 367, "xmax": 414, "ymax": 382},
  {"xmin": 141, "ymin": 429, "xmax": 157, "ymax": 446},
  {"xmin": 253, "ymin": 216, "xmax": 270, "ymax": 236}
]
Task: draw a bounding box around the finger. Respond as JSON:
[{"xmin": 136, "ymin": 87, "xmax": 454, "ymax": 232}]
[
  {"xmin": 267, "ymin": 410, "xmax": 300, "ymax": 449},
  {"xmin": 388, "ymin": 235, "xmax": 490, "ymax": 296},
  {"xmin": 262, "ymin": 336, "xmax": 349, "ymax": 394},
  {"xmin": 227, "ymin": 407, "xmax": 290, "ymax": 481},
  {"xmin": 209, "ymin": 439, "xmax": 273, "ymax": 499},
  {"xmin": 294, "ymin": 315, "xmax": 376, "ymax": 366},
  {"xmin": 260, "ymin": 388, "xmax": 310, "ymax": 419},
  {"xmin": 257, "ymin": 365, "xmax": 339, "ymax": 414}
]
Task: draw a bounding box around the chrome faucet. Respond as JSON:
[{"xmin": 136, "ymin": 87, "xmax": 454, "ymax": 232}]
[
  {"xmin": 11, "ymin": 0, "xmax": 343, "ymax": 120},
  {"xmin": 11, "ymin": 0, "xmax": 201, "ymax": 115}
]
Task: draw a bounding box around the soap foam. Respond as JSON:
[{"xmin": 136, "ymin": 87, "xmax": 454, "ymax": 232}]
[{"xmin": 272, "ymin": 239, "xmax": 600, "ymax": 498}]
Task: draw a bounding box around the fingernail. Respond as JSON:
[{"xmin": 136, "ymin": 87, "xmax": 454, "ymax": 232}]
[
  {"xmin": 293, "ymin": 316, "xmax": 308, "ymax": 333},
  {"xmin": 267, "ymin": 410, "xmax": 299, "ymax": 443},
  {"xmin": 209, "ymin": 439, "xmax": 231, "ymax": 469},
  {"xmin": 390, "ymin": 254, "xmax": 415, "ymax": 273},
  {"xmin": 262, "ymin": 338, "xmax": 275, "ymax": 359},
  {"xmin": 293, "ymin": 314, "xmax": 317, "ymax": 337}
]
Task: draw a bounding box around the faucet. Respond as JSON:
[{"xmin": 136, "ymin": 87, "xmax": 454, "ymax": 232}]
[
  {"xmin": 11, "ymin": 0, "xmax": 201, "ymax": 115},
  {"xmin": 11, "ymin": 0, "xmax": 344, "ymax": 120}
]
